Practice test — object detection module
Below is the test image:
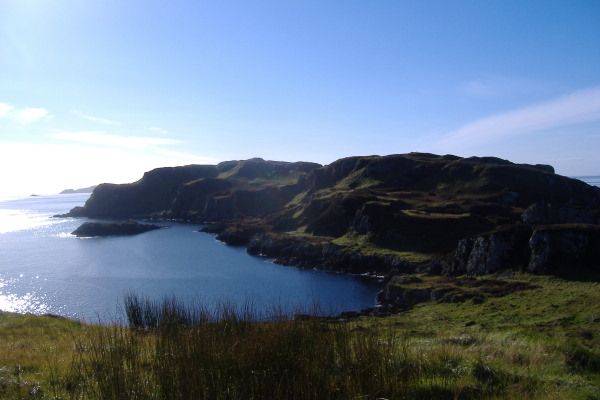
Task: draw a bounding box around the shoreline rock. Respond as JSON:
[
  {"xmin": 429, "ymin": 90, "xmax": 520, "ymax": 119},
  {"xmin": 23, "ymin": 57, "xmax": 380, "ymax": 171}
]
[{"xmin": 71, "ymin": 220, "xmax": 164, "ymax": 237}]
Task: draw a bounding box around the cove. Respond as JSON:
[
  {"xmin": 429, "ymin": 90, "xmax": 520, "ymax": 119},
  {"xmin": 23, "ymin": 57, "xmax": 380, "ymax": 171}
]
[{"xmin": 0, "ymin": 194, "xmax": 382, "ymax": 322}]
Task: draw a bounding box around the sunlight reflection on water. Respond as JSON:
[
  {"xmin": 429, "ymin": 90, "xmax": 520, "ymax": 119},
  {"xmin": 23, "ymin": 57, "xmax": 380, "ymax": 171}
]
[
  {"xmin": 0, "ymin": 209, "xmax": 60, "ymax": 234},
  {"xmin": 0, "ymin": 276, "xmax": 51, "ymax": 314}
]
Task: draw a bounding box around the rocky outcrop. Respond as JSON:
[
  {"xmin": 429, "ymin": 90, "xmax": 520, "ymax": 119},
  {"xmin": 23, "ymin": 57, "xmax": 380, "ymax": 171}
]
[
  {"xmin": 377, "ymin": 274, "xmax": 539, "ymax": 311},
  {"xmin": 528, "ymin": 225, "xmax": 600, "ymax": 274},
  {"xmin": 449, "ymin": 227, "xmax": 532, "ymax": 276},
  {"xmin": 71, "ymin": 221, "xmax": 164, "ymax": 237},
  {"xmin": 522, "ymin": 203, "xmax": 599, "ymax": 225},
  {"xmin": 448, "ymin": 224, "xmax": 600, "ymax": 276},
  {"xmin": 243, "ymin": 235, "xmax": 419, "ymax": 275}
]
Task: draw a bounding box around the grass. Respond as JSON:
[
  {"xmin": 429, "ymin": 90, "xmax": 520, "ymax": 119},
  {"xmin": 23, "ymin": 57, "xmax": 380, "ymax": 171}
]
[
  {"xmin": 332, "ymin": 233, "xmax": 434, "ymax": 263},
  {"xmin": 0, "ymin": 272, "xmax": 599, "ymax": 399}
]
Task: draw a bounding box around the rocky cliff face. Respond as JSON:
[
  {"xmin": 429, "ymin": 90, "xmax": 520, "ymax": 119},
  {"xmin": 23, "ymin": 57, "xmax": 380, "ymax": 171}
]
[
  {"xmin": 528, "ymin": 225, "xmax": 600, "ymax": 274},
  {"xmin": 67, "ymin": 165, "xmax": 219, "ymax": 219},
  {"xmin": 65, "ymin": 159, "xmax": 319, "ymax": 220},
  {"xmin": 449, "ymin": 226, "xmax": 532, "ymax": 276},
  {"xmin": 522, "ymin": 203, "xmax": 599, "ymax": 225},
  {"xmin": 448, "ymin": 223, "xmax": 600, "ymax": 277}
]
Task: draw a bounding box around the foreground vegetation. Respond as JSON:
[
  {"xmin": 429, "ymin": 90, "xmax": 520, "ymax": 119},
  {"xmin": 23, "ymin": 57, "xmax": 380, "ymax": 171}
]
[{"xmin": 1, "ymin": 273, "xmax": 599, "ymax": 399}]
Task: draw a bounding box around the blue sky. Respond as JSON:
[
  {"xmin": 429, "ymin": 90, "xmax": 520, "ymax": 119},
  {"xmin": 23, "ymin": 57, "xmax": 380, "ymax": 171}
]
[{"xmin": 1, "ymin": 1, "xmax": 600, "ymax": 196}]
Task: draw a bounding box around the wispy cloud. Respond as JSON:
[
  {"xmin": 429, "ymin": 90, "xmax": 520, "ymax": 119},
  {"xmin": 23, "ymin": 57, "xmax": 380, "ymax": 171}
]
[
  {"xmin": 442, "ymin": 86, "xmax": 600, "ymax": 146},
  {"xmin": 14, "ymin": 107, "xmax": 49, "ymax": 123},
  {"xmin": 71, "ymin": 110, "xmax": 122, "ymax": 125},
  {"xmin": 0, "ymin": 102, "xmax": 49, "ymax": 123},
  {"xmin": 47, "ymin": 131, "xmax": 182, "ymax": 149}
]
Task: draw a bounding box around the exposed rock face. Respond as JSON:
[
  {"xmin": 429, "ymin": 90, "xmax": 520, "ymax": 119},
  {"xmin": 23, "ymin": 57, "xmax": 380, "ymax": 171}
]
[
  {"xmin": 449, "ymin": 224, "xmax": 600, "ymax": 277},
  {"xmin": 522, "ymin": 203, "xmax": 599, "ymax": 225},
  {"xmin": 450, "ymin": 227, "xmax": 532, "ymax": 276},
  {"xmin": 67, "ymin": 165, "xmax": 219, "ymax": 219},
  {"xmin": 65, "ymin": 159, "xmax": 319, "ymax": 220},
  {"xmin": 528, "ymin": 225, "xmax": 600, "ymax": 274},
  {"xmin": 377, "ymin": 275, "xmax": 539, "ymax": 311},
  {"xmin": 71, "ymin": 221, "xmax": 163, "ymax": 237},
  {"xmin": 243, "ymin": 235, "xmax": 418, "ymax": 275}
]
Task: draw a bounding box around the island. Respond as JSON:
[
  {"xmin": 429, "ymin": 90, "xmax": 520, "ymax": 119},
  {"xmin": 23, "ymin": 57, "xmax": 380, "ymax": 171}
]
[{"xmin": 71, "ymin": 220, "xmax": 164, "ymax": 237}]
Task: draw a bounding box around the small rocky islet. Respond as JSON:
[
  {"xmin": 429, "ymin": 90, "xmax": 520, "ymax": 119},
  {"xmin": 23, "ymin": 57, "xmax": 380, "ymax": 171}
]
[
  {"xmin": 71, "ymin": 220, "xmax": 164, "ymax": 238},
  {"xmin": 62, "ymin": 152, "xmax": 600, "ymax": 313}
]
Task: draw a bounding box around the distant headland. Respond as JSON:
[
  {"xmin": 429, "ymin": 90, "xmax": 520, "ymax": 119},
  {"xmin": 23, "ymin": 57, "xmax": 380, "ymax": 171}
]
[{"xmin": 60, "ymin": 185, "xmax": 97, "ymax": 194}]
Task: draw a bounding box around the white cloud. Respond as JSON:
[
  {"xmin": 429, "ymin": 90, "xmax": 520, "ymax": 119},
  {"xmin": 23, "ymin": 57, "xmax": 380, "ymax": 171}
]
[
  {"xmin": 0, "ymin": 103, "xmax": 15, "ymax": 117},
  {"xmin": 71, "ymin": 110, "xmax": 121, "ymax": 125},
  {"xmin": 442, "ymin": 86, "xmax": 600, "ymax": 147},
  {"xmin": 0, "ymin": 103, "xmax": 49, "ymax": 123},
  {"xmin": 13, "ymin": 107, "xmax": 49, "ymax": 123},
  {"xmin": 47, "ymin": 131, "xmax": 182, "ymax": 149}
]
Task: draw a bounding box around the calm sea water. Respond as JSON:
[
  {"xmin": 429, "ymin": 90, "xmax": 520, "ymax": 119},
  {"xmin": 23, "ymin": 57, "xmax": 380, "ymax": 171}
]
[{"xmin": 0, "ymin": 194, "xmax": 382, "ymax": 322}]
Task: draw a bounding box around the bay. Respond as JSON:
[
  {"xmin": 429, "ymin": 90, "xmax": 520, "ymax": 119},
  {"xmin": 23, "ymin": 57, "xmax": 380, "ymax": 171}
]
[{"xmin": 0, "ymin": 194, "xmax": 382, "ymax": 322}]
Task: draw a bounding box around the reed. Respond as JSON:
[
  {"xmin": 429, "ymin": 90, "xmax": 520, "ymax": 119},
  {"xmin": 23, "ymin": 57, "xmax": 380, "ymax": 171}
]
[{"xmin": 69, "ymin": 294, "xmax": 599, "ymax": 399}]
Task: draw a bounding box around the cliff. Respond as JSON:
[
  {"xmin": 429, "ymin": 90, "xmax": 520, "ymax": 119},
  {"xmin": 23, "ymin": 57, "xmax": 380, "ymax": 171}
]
[{"xmin": 63, "ymin": 153, "xmax": 600, "ymax": 278}]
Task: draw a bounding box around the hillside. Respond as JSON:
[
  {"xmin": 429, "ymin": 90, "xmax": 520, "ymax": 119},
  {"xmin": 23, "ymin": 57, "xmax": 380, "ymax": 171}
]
[{"xmin": 63, "ymin": 153, "xmax": 600, "ymax": 279}]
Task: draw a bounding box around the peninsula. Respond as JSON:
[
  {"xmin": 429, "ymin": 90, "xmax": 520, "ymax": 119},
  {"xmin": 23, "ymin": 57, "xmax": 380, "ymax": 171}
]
[{"xmin": 63, "ymin": 153, "xmax": 599, "ymax": 288}]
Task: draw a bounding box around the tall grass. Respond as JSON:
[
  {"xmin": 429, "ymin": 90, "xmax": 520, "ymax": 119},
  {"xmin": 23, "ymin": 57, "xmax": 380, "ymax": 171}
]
[
  {"xmin": 67, "ymin": 294, "xmax": 599, "ymax": 400},
  {"xmin": 83, "ymin": 295, "xmax": 415, "ymax": 399}
]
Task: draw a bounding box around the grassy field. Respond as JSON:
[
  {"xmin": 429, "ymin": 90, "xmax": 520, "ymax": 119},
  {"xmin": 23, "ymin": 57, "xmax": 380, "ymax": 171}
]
[{"xmin": 0, "ymin": 272, "xmax": 599, "ymax": 399}]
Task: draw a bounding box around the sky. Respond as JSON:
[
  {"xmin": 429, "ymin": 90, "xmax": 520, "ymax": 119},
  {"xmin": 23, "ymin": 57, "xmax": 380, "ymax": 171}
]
[{"xmin": 1, "ymin": 0, "xmax": 600, "ymax": 197}]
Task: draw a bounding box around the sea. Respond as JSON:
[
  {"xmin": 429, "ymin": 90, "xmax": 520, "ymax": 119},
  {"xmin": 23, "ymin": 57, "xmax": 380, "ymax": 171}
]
[{"xmin": 0, "ymin": 193, "xmax": 382, "ymax": 322}]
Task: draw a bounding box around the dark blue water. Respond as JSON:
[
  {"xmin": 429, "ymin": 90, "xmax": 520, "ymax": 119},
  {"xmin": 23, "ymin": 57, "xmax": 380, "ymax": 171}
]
[{"xmin": 0, "ymin": 194, "xmax": 382, "ymax": 322}]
